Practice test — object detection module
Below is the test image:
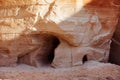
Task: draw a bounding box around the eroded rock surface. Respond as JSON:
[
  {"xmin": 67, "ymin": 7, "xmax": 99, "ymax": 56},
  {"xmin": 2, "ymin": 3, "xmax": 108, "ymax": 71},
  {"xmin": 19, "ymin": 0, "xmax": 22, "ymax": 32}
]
[
  {"xmin": 0, "ymin": 0, "xmax": 119, "ymax": 68},
  {"xmin": 109, "ymin": 12, "xmax": 120, "ymax": 65},
  {"xmin": 0, "ymin": 62, "xmax": 119, "ymax": 80}
]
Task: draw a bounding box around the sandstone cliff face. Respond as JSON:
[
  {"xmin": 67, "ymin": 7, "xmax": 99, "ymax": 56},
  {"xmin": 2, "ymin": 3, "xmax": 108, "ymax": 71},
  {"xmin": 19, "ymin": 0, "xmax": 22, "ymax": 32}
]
[
  {"xmin": 0, "ymin": 0, "xmax": 119, "ymax": 68},
  {"xmin": 109, "ymin": 12, "xmax": 120, "ymax": 65}
]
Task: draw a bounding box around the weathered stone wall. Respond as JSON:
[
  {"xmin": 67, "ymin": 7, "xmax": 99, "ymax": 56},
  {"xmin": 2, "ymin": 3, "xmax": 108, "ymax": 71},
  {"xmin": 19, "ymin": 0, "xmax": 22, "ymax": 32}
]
[
  {"xmin": 109, "ymin": 10, "xmax": 120, "ymax": 65},
  {"xmin": 0, "ymin": 0, "xmax": 119, "ymax": 68}
]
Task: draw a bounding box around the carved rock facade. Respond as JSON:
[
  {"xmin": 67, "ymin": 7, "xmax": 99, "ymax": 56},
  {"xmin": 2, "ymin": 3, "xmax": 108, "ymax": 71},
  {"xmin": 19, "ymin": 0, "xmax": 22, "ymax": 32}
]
[{"xmin": 0, "ymin": 0, "xmax": 119, "ymax": 68}]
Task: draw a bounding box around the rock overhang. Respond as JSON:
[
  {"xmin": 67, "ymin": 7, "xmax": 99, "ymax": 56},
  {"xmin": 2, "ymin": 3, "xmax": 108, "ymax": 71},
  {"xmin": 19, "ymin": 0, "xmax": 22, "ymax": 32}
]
[{"xmin": 0, "ymin": 0, "xmax": 119, "ymax": 68}]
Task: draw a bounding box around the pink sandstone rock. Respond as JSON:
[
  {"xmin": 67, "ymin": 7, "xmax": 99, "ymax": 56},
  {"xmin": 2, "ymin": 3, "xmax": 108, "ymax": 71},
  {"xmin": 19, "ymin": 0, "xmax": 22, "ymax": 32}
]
[
  {"xmin": 109, "ymin": 12, "xmax": 120, "ymax": 65},
  {"xmin": 0, "ymin": 0, "xmax": 119, "ymax": 68}
]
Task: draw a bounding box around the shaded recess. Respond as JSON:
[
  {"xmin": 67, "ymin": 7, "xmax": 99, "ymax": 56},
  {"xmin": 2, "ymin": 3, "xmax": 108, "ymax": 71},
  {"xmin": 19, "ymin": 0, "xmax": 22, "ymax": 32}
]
[
  {"xmin": 82, "ymin": 55, "xmax": 88, "ymax": 64},
  {"xmin": 17, "ymin": 33, "xmax": 60, "ymax": 67},
  {"xmin": 109, "ymin": 41, "xmax": 120, "ymax": 65},
  {"xmin": 109, "ymin": 10, "xmax": 120, "ymax": 65}
]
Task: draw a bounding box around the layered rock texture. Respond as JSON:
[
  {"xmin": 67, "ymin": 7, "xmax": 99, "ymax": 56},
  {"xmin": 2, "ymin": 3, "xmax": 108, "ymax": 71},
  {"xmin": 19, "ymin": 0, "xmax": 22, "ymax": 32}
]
[{"xmin": 0, "ymin": 0, "xmax": 119, "ymax": 68}]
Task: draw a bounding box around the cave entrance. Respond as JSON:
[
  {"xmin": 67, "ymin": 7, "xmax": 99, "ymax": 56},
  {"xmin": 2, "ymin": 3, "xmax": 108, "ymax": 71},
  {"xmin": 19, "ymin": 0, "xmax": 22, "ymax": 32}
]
[
  {"xmin": 17, "ymin": 33, "xmax": 60, "ymax": 67},
  {"xmin": 36, "ymin": 33, "xmax": 60, "ymax": 66},
  {"xmin": 82, "ymin": 55, "xmax": 88, "ymax": 64}
]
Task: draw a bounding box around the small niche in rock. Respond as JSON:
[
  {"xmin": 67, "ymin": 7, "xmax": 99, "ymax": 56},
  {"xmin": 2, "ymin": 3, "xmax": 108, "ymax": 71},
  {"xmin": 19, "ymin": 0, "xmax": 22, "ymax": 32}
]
[
  {"xmin": 17, "ymin": 33, "xmax": 60, "ymax": 67},
  {"xmin": 82, "ymin": 55, "xmax": 88, "ymax": 64}
]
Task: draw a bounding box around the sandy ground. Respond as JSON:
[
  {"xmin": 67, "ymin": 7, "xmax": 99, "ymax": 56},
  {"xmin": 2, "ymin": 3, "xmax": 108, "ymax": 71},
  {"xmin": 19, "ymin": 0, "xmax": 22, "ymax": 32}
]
[{"xmin": 0, "ymin": 61, "xmax": 119, "ymax": 80}]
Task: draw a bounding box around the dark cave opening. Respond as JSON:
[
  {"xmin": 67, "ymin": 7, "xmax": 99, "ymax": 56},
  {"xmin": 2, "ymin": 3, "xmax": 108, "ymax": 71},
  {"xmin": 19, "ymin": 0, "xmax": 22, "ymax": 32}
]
[
  {"xmin": 17, "ymin": 33, "xmax": 60, "ymax": 67},
  {"xmin": 82, "ymin": 55, "xmax": 88, "ymax": 64},
  {"xmin": 35, "ymin": 34, "xmax": 60, "ymax": 66},
  {"xmin": 109, "ymin": 39, "xmax": 120, "ymax": 65}
]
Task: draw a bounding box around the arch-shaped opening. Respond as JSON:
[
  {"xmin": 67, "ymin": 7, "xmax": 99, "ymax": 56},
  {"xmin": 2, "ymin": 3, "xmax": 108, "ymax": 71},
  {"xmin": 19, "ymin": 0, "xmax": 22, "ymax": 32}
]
[
  {"xmin": 35, "ymin": 33, "xmax": 60, "ymax": 66},
  {"xmin": 17, "ymin": 33, "xmax": 60, "ymax": 67},
  {"xmin": 82, "ymin": 55, "xmax": 88, "ymax": 64}
]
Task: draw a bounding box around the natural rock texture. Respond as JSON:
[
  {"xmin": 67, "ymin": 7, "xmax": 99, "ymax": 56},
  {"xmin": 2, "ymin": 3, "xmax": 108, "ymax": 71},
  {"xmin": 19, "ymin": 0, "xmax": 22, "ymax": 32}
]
[
  {"xmin": 0, "ymin": 61, "xmax": 119, "ymax": 80},
  {"xmin": 109, "ymin": 11, "xmax": 120, "ymax": 65},
  {"xmin": 0, "ymin": 0, "xmax": 119, "ymax": 68}
]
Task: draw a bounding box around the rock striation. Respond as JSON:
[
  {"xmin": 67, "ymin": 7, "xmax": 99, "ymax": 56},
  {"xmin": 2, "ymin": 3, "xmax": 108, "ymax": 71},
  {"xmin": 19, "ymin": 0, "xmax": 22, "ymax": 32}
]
[{"xmin": 0, "ymin": 0, "xmax": 119, "ymax": 68}]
